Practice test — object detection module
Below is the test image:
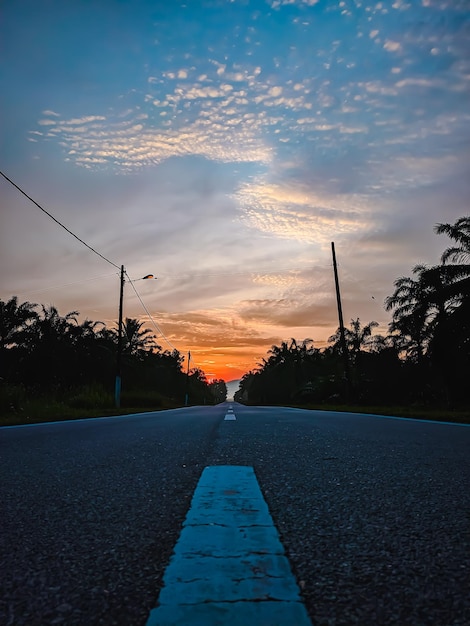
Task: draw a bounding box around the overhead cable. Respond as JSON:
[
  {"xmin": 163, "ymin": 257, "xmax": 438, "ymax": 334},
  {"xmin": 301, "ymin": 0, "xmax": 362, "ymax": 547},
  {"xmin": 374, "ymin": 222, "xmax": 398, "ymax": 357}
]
[
  {"xmin": 14, "ymin": 272, "xmax": 118, "ymax": 298},
  {"xmin": 0, "ymin": 170, "xmax": 120, "ymax": 270},
  {"xmin": 126, "ymin": 273, "xmax": 205, "ymax": 372},
  {"xmin": 125, "ymin": 271, "xmax": 177, "ymax": 352}
]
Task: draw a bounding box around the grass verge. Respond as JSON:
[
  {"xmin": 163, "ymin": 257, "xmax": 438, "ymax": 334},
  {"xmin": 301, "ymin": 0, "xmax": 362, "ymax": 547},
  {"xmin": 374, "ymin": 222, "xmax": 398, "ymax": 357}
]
[
  {"xmin": 1, "ymin": 384, "xmax": 468, "ymax": 426},
  {"xmin": 0, "ymin": 384, "xmax": 182, "ymax": 427},
  {"xmin": 290, "ymin": 403, "xmax": 470, "ymax": 424}
]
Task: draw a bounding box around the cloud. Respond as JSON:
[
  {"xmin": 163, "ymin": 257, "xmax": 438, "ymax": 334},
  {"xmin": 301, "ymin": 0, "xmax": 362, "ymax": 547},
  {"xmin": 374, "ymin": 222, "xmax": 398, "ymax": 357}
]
[
  {"xmin": 3, "ymin": 0, "xmax": 469, "ymax": 386},
  {"xmin": 132, "ymin": 307, "xmax": 286, "ymax": 379},
  {"xmin": 175, "ymin": 84, "xmax": 233, "ymax": 99},
  {"xmin": 383, "ymin": 40, "xmax": 402, "ymax": 52},
  {"xmin": 314, "ymin": 123, "xmax": 337, "ymax": 130},
  {"xmin": 268, "ymin": 0, "xmax": 320, "ymax": 7},
  {"xmin": 235, "ymin": 180, "xmax": 371, "ymax": 243},
  {"xmin": 145, "ymin": 309, "xmax": 280, "ymax": 349},
  {"xmin": 339, "ymin": 124, "xmax": 368, "ymax": 134},
  {"xmin": 395, "ymin": 78, "xmax": 445, "ymax": 89},
  {"xmin": 38, "ymin": 49, "xmax": 456, "ymax": 178},
  {"xmin": 35, "ymin": 108, "xmax": 273, "ymax": 168},
  {"xmin": 251, "ymin": 271, "xmax": 309, "ymax": 287},
  {"xmin": 62, "ymin": 116, "xmax": 106, "ymax": 125},
  {"xmin": 239, "ymin": 298, "xmax": 336, "ymax": 329},
  {"xmin": 268, "ymin": 86, "xmax": 283, "ymax": 97},
  {"xmin": 392, "ymin": 0, "xmax": 411, "ymax": 9}
]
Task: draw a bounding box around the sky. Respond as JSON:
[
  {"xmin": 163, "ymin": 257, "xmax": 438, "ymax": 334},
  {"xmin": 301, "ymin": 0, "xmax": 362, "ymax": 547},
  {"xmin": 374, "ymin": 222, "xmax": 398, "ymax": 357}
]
[{"xmin": 1, "ymin": 0, "xmax": 469, "ymax": 383}]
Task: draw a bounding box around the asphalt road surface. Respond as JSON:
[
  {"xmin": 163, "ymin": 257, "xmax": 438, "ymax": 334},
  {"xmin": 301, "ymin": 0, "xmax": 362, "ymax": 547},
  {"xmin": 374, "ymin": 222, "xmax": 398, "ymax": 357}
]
[{"xmin": 1, "ymin": 404, "xmax": 469, "ymax": 625}]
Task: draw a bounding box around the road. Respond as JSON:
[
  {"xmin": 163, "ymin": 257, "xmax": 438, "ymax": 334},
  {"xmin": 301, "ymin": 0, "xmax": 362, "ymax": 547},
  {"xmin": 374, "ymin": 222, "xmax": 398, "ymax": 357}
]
[{"xmin": 1, "ymin": 404, "xmax": 469, "ymax": 625}]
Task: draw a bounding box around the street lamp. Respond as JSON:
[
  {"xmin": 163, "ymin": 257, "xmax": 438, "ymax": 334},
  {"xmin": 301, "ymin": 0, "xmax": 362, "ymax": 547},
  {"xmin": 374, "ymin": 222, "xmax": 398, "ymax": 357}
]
[{"xmin": 115, "ymin": 267, "xmax": 157, "ymax": 408}]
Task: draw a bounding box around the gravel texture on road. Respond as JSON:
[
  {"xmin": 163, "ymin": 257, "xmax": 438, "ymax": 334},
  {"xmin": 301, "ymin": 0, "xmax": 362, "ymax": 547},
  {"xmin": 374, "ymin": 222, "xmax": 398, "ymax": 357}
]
[
  {"xmin": 208, "ymin": 407, "xmax": 470, "ymax": 626},
  {"xmin": 1, "ymin": 409, "xmax": 220, "ymax": 625},
  {"xmin": 1, "ymin": 405, "xmax": 469, "ymax": 625}
]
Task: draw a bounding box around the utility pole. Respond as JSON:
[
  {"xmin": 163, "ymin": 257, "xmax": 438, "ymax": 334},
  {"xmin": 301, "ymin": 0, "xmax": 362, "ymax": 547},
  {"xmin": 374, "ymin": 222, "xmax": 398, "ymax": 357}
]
[
  {"xmin": 331, "ymin": 242, "xmax": 352, "ymax": 399},
  {"xmin": 115, "ymin": 264, "xmax": 125, "ymax": 408},
  {"xmin": 185, "ymin": 351, "xmax": 191, "ymax": 406}
]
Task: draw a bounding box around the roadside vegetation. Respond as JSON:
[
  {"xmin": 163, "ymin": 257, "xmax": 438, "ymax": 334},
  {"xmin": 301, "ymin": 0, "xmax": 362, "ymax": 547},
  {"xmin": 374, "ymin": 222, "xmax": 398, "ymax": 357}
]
[
  {"xmin": 235, "ymin": 217, "xmax": 470, "ymax": 424},
  {"xmin": 2, "ymin": 216, "xmax": 468, "ymax": 426},
  {"xmin": 0, "ymin": 303, "xmax": 227, "ymax": 426}
]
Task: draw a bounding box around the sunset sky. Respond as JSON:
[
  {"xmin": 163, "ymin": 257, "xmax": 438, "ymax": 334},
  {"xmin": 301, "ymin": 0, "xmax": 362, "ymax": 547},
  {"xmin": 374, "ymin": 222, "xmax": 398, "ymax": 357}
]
[{"xmin": 1, "ymin": 0, "xmax": 469, "ymax": 383}]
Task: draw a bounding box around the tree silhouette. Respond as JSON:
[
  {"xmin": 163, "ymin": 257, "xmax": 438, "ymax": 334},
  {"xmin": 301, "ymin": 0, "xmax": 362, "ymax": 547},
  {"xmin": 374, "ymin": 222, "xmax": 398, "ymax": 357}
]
[
  {"xmin": 209, "ymin": 379, "xmax": 227, "ymax": 403},
  {"xmin": 2, "ymin": 218, "xmax": 469, "ymax": 414},
  {"xmin": 328, "ymin": 318, "xmax": 378, "ymax": 361},
  {"xmin": 385, "ymin": 271, "xmax": 432, "ymax": 363},
  {"xmin": 435, "ymin": 216, "xmax": 470, "ymax": 264},
  {"xmin": 0, "ymin": 296, "xmax": 38, "ymax": 350},
  {"xmin": 0, "ymin": 298, "xmax": 223, "ymax": 413},
  {"xmin": 0, "ymin": 297, "xmax": 38, "ymax": 383},
  {"xmin": 121, "ymin": 317, "xmax": 159, "ymax": 357},
  {"xmin": 430, "ymin": 217, "xmax": 470, "ymax": 402}
]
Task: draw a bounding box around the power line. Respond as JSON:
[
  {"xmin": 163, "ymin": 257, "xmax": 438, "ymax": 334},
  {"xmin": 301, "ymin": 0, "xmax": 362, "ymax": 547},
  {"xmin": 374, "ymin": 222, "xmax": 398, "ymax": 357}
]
[
  {"xmin": 125, "ymin": 272, "xmax": 205, "ymax": 372},
  {"xmin": 2, "ymin": 169, "xmax": 212, "ymax": 377},
  {"xmin": 0, "ymin": 170, "xmax": 120, "ymax": 270},
  {"xmin": 13, "ymin": 272, "xmax": 118, "ymax": 298},
  {"xmin": 125, "ymin": 271, "xmax": 177, "ymax": 352}
]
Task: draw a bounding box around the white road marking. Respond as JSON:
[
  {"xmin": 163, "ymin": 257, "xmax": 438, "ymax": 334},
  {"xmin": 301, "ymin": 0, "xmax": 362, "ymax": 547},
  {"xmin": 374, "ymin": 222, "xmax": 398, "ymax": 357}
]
[{"xmin": 146, "ymin": 466, "xmax": 312, "ymax": 625}]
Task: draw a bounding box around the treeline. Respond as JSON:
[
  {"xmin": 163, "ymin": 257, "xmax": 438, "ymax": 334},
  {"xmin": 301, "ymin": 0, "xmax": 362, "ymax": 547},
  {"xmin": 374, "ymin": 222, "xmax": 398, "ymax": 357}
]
[
  {"xmin": 0, "ymin": 302, "xmax": 227, "ymax": 414},
  {"xmin": 235, "ymin": 217, "xmax": 470, "ymax": 408}
]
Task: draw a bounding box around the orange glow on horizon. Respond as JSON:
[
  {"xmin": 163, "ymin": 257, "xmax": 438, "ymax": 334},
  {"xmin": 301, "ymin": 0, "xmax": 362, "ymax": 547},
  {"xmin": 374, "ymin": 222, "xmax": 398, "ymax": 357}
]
[
  {"xmin": 196, "ymin": 361, "xmax": 252, "ymax": 383},
  {"xmin": 163, "ymin": 326, "xmax": 339, "ymax": 384},
  {"xmin": 185, "ymin": 350, "xmax": 259, "ymax": 383}
]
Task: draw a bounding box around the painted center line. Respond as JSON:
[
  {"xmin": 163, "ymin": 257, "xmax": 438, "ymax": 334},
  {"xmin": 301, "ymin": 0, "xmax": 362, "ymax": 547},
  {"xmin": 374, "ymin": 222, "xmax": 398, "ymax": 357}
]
[
  {"xmin": 146, "ymin": 465, "xmax": 312, "ymax": 626},
  {"xmin": 224, "ymin": 413, "xmax": 236, "ymax": 421}
]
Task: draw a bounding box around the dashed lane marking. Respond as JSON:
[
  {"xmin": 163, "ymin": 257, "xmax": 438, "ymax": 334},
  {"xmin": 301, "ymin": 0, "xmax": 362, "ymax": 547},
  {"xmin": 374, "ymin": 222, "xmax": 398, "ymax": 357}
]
[
  {"xmin": 146, "ymin": 465, "xmax": 312, "ymax": 626},
  {"xmin": 224, "ymin": 413, "xmax": 236, "ymax": 421}
]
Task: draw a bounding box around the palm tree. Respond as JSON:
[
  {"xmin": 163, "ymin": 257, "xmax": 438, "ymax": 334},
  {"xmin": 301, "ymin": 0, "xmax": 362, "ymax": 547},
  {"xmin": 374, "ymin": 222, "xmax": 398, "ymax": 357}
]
[
  {"xmin": 384, "ymin": 218, "xmax": 469, "ymax": 364},
  {"xmin": 328, "ymin": 318, "xmax": 379, "ymax": 360},
  {"xmin": 384, "ymin": 218, "xmax": 470, "ymax": 404},
  {"xmin": 259, "ymin": 338, "xmax": 318, "ymax": 400},
  {"xmin": 385, "ymin": 272, "xmax": 432, "ymax": 363},
  {"xmin": 266, "ymin": 340, "xmax": 290, "ymax": 366},
  {"xmin": 0, "ymin": 297, "xmax": 38, "ymax": 382},
  {"xmin": 435, "ymin": 216, "xmax": 470, "ymax": 264},
  {"xmin": 0, "ymin": 296, "xmax": 38, "ymax": 350},
  {"xmin": 16, "ymin": 305, "xmax": 81, "ymax": 388},
  {"xmin": 35, "ymin": 305, "xmax": 79, "ymax": 339},
  {"xmin": 432, "ymin": 217, "xmax": 470, "ymax": 396},
  {"xmin": 286, "ymin": 338, "xmax": 315, "ymax": 390},
  {"xmin": 432, "ymin": 217, "xmax": 470, "ymax": 308},
  {"xmin": 67, "ymin": 318, "xmax": 104, "ymax": 347},
  {"xmin": 122, "ymin": 317, "xmax": 158, "ymax": 356}
]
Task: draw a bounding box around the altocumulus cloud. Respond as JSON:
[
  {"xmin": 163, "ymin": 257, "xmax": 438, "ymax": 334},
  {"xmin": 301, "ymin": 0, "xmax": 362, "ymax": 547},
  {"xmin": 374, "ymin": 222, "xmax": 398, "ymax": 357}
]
[{"xmin": 235, "ymin": 180, "xmax": 372, "ymax": 244}]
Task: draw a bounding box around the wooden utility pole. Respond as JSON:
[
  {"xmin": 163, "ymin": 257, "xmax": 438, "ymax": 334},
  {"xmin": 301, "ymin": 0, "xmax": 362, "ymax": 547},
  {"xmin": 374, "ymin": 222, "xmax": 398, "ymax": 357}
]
[
  {"xmin": 331, "ymin": 242, "xmax": 352, "ymax": 399},
  {"xmin": 115, "ymin": 264, "xmax": 125, "ymax": 408}
]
